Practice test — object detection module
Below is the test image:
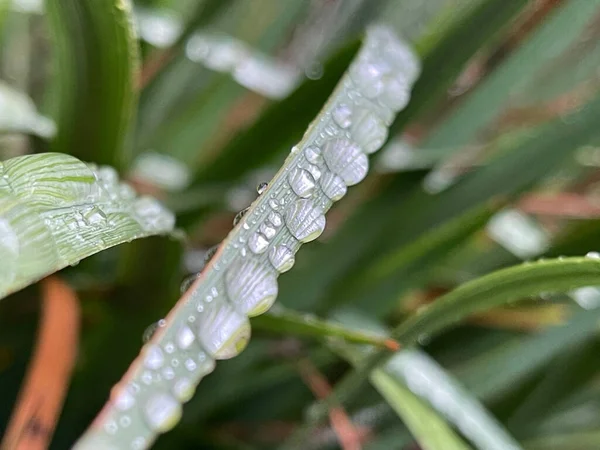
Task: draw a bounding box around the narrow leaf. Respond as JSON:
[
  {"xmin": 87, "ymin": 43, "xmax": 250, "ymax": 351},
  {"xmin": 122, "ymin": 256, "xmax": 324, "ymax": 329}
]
[
  {"xmin": 252, "ymin": 306, "xmax": 400, "ymax": 350},
  {"xmin": 0, "ymin": 153, "xmax": 174, "ymax": 299},
  {"xmin": 47, "ymin": 0, "xmax": 139, "ymax": 169}
]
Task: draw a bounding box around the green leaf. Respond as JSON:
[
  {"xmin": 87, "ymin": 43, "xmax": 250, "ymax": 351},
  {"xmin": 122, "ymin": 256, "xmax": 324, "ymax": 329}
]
[
  {"xmin": 455, "ymin": 311, "xmax": 600, "ymax": 402},
  {"xmin": 524, "ymin": 431, "xmax": 600, "ymax": 450},
  {"xmin": 326, "ymin": 198, "xmax": 502, "ymax": 315},
  {"xmin": 0, "ymin": 81, "xmax": 56, "ymax": 137},
  {"xmin": 0, "ymin": 152, "xmax": 174, "ymax": 299},
  {"xmin": 252, "ymin": 305, "xmax": 400, "ymax": 350},
  {"xmin": 332, "ymin": 313, "xmax": 522, "ymax": 450},
  {"xmin": 47, "ymin": 0, "xmax": 139, "ymax": 169},
  {"xmin": 370, "ymin": 369, "xmax": 471, "ymax": 450},
  {"xmin": 318, "ymin": 257, "xmax": 600, "ymax": 420},
  {"xmin": 390, "ymin": 0, "xmax": 529, "ymax": 135},
  {"xmin": 423, "ymin": 0, "xmax": 600, "ymax": 151}
]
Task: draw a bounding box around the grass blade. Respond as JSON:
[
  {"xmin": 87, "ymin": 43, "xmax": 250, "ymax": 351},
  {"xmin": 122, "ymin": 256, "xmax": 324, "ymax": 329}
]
[
  {"xmin": 252, "ymin": 306, "xmax": 400, "ymax": 350},
  {"xmin": 47, "ymin": 0, "xmax": 139, "ymax": 169},
  {"xmin": 0, "ymin": 153, "xmax": 174, "ymax": 299},
  {"xmin": 74, "ymin": 26, "xmax": 420, "ymax": 449}
]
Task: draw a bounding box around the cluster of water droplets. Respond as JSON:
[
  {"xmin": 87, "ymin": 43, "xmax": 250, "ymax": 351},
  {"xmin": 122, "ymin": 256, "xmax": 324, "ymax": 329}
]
[
  {"xmin": 0, "ymin": 153, "xmax": 175, "ymax": 299},
  {"xmin": 76, "ymin": 26, "xmax": 421, "ymax": 450}
]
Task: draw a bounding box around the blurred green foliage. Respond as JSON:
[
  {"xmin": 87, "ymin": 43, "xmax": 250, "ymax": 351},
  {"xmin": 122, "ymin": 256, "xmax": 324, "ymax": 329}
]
[{"xmin": 2, "ymin": 0, "xmax": 600, "ymax": 449}]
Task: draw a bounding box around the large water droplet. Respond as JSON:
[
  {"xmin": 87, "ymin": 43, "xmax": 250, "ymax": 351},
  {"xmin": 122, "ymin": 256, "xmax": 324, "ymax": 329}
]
[
  {"xmin": 332, "ymin": 103, "xmax": 352, "ymax": 129},
  {"xmin": 268, "ymin": 211, "xmax": 282, "ymax": 227},
  {"xmin": 322, "ymin": 138, "xmax": 368, "ymax": 186},
  {"xmin": 248, "ymin": 232, "xmax": 270, "ymax": 254},
  {"xmin": 288, "ymin": 167, "xmax": 316, "ymax": 198},
  {"xmin": 304, "ymin": 146, "xmax": 323, "ymax": 165},
  {"xmin": 381, "ymin": 76, "xmax": 410, "ymax": 111},
  {"xmin": 180, "ymin": 273, "xmax": 200, "ymax": 294},
  {"xmin": 320, "ymin": 172, "xmax": 347, "ymax": 201},
  {"xmin": 82, "ymin": 206, "xmax": 107, "ymax": 225},
  {"xmin": 143, "ymin": 392, "xmax": 182, "ymax": 432},
  {"xmin": 351, "ymin": 109, "xmax": 388, "ymax": 154},
  {"xmin": 269, "ymin": 245, "xmax": 295, "ymax": 273},
  {"xmin": 586, "ymin": 251, "xmax": 600, "ymax": 259},
  {"xmin": 173, "ymin": 377, "xmax": 195, "ymax": 402},
  {"xmin": 225, "ymin": 258, "xmax": 278, "ymax": 316},
  {"xmin": 260, "ymin": 222, "xmax": 277, "ymax": 239},
  {"xmin": 196, "ymin": 302, "xmax": 251, "ymax": 359},
  {"xmin": 285, "ymin": 199, "xmax": 326, "ymax": 243}
]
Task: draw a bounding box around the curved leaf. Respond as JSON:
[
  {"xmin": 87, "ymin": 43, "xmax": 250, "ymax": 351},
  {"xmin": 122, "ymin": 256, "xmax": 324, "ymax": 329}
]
[
  {"xmin": 47, "ymin": 0, "xmax": 139, "ymax": 169},
  {"xmin": 0, "ymin": 153, "xmax": 174, "ymax": 299},
  {"xmin": 74, "ymin": 26, "xmax": 421, "ymax": 449}
]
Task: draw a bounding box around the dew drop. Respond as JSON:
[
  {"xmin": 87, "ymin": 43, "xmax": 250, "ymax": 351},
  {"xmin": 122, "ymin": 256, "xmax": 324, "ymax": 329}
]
[
  {"xmin": 351, "ymin": 109, "xmax": 388, "ymax": 154},
  {"xmin": 288, "ymin": 167, "xmax": 316, "ymax": 198},
  {"xmin": 176, "ymin": 325, "xmax": 196, "ymax": 350},
  {"xmin": 268, "ymin": 211, "xmax": 282, "ymax": 227},
  {"xmin": 586, "ymin": 251, "xmax": 600, "ymax": 259},
  {"xmin": 184, "ymin": 358, "xmax": 197, "ymax": 371},
  {"xmin": 257, "ymin": 182, "xmax": 269, "ymax": 195},
  {"xmin": 381, "ymin": 76, "xmax": 410, "ymax": 111},
  {"xmin": 225, "ymin": 258, "xmax": 278, "ymax": 316},
  {"xmin": 143, "ymin": 392, "xmax": 182, "ymax": 433},
  {"xmin": 269, "ymin": 198, "xmax": 279, "ymax": 210},
  {"xmin": 113, "ymin": 390, "xmax": 135, "ymax": 411},
  {"xmin": 322, "ymin": 138, "xmax": 368, "ymax": 186},
  {"xmin": 332, "ymin": 104, "xmax": 353, "ymax": 129},
  {"xmin": 269, "ymin": 245, "xmax": 295, "ymax": 273},
  {"xmin": 260, "ymin": 223, "xmax": 277, "ymax": 239},
  {"xmin": 305, "ymin": 146, "xmax": 323, "ymax": 164},
  {"xmin": 320, "ymin": 172, "xmax": 347, "ymax": 201},
  {"xmin": 173, "ymin": 378, "xmax": 195, "ymax": 402},
  {"xmin": 144, "ymin": 345, "xmax": 165, "ymax": 370},
  {"xmin": 248, "ymin": 232, "xmax": 270, "ymax": 254},
  {"xmin": 285, "ymin": 199, "xmax": 326, "ymax": 243},
  {"xmin": 180, "ymin": 273, "xmax": 199, "ymax": 294}
]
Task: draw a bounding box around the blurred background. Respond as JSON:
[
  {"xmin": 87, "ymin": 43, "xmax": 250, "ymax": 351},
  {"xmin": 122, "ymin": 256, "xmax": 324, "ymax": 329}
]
[{"xmin": 2, "ymin": 0, "xmax": 600, "ymax": 448}]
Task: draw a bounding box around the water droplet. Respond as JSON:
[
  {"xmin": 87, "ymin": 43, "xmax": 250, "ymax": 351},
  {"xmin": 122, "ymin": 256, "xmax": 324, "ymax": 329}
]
[
  {"xmin": 176, "ymin": 326, "xmax": 196, "ymax": 350},
  {"xmin": 142, "ymin": 371, "xmax": 153, "ymax": 385},
  {"xmin": 587, "ymin": 251, "xmax": 600, "ymax": 259},
  {"xmin": 305, "ymin": 60, "xmax": 323, "ymax": 80},
  {"xmin": 233, "ymin": 208, "xmax": 249, "ymax": 226},
  {"xmin": 82, "ymin": 206, "xmax": 107, "ymax": 225},
  {"xmin": 351, "ymin": 109, "xmax": 388, "ymax": 154},
  {"xmin": 226, "ymin": 258, "xmax": 278, "ymax": 316},
  {"xmin": 164, "ymin": 342, "xmax": 175, "ymax": 354},
  {"xmin": 332, "ymin": 104, "xmax": 352, "ymax": 129},
  {"xmin": 288, "ymin": 167, "xmax": 316, "ymax": 198},
  {"xmin": 113, "ymin": 390, "xmax": 135, "ymax": 411},
  {"xmin": 196, "ymin": 302, "xmax": 251, "ymax": 359},
  {"xmin": 120, "ymin": 416, "xmax": 131, "ymax": 427},
  {"xmin": 184, "ymin": 358, "xmax": 197, "ymax": 371},
  {"xmin": 351, "ymin": 61, "xmax": 385, "ymax": 98},
  {"xmin": 104, "ymin": 420, "xmax": 118, "ymax": 434},
  {"xmin": 269, "ymin": 199, "xmax": 279, "ymax": 210},
  {"xmin": 285, "ymin": 199, "xmax": 326, "ymax": 243},
  {"xmin": 134, "ymin": 196, "xmax": 175, "ymax": 232},
  {"xmin": 305, "ymin": 146, "xmax": 323, "ymax": 164},
  {"xmin": 162, "ymin": 367, "xmax": 175, "ymax": 380},
  {"xmin": 249, "ymin": 232, "xmax": 270, "ymax": 254},
  {"xmin": 143, "ymin": 392, "xmax": 182, "ymax": 432},
  {"xmin": 180, "ymin": 273, "xmax": 199, "ymax": 294},
  {"xmin": 173, "ymin": 378, "xmax": 195, "ymax": 402},
  {"xmin": 144, "ymin": 345, "xmax": 165, "ymax": 370},
  {"xmin": 143, "ymin": 322, "xmax": 160, "ymax": 343},
  {"xmin": 269, "ymin": 245, "xmax": 295, "ymax": 273},
  {"xmin": 319, "ymin": 172, "xmax": 346, "ymax": 201},
  {"xmin": 132, "ymin": 437, "xmax": 146, "ymax": 450},
  {"xmin": 260, "ymin": 223, "xmax": 277, "ymax": 239},
  {"xmin": 257, "ymin": 182, "xmax": 268, "ymax": 195},
  {"xmin": 322, "ymin": 138, "xmax": 368, "ymax": 186},
  {"xmin": 381, "ymin": 76, "xmax": 410, "ymax": 111},
  {"xmin": 268, "ymin": 211, "xmax": 282, "ymax": 227}
]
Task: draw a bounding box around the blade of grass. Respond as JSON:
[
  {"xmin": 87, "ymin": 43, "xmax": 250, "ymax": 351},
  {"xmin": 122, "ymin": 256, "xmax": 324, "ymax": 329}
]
[
  {"xmin": 313, "ymin": 257, "xmax": 600, "ymax": 423},
  {"xmin": 423, "ymin": 0, "xmax": 600, "ymax": 151},
  {"xmin": 47, "ymin": 0, "xmax": 139, "ymax": 169},
  {"xmin": 252, "ymin": 306, "xmax": 400, "ymax": 350},
  {"xmin": 0, "ymin": 153, "xmax": 175, "ymax": 299}
]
